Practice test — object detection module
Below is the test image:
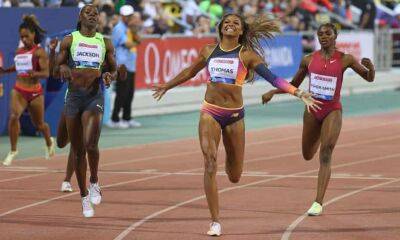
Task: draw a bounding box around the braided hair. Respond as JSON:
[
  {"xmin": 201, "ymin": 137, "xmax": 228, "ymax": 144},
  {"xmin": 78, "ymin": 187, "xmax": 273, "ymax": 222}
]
[
  {"xmin": 217, "ymin": 13, "xmax": 281, "ymax": 82},
  {"xmin": 19, "ymin": 15, "xmax": 46, "ymax": 44}
]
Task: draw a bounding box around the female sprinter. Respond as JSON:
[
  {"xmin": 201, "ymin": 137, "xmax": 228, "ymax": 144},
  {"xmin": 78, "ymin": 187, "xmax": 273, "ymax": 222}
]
[
  {"xmin": 50, "ymin": 37, "xmax": 127, "ymax": 193},
  {"xmin": 0, "ymin": 15, "xmax": 55, "ymax": 166},
  {"xmin": 53, "ymin": 5, "xmax": 117, "ymax": 217},
  {"xmin": 261, "ymin": 23, "xmax": 375, "ymax": 216},
  {"xmin": 152, "ymin": 13, "xmax": 321, "ymax": 236}
]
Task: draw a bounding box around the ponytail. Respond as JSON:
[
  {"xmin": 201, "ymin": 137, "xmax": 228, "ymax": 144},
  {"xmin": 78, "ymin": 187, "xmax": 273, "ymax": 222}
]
[
  {"xmin": 243, "ymin": 14, "xmax": 280, "ymax": 56},
  {"xmin": 19, "ymin": 15, "xmax": 46, "ymax": 44}
]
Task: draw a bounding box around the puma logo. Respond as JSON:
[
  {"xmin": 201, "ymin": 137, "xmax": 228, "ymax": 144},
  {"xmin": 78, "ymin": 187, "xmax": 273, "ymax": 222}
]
[{"xmin": 96, "ymin": 104, "xmax": 103, "ymax": 111}]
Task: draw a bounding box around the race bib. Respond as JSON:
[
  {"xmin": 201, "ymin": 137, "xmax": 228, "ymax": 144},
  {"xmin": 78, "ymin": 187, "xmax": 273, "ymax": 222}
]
[
  {"xmin": 73, "ymin": 42, "xmax": 102, "ymax": 68},
  {"xmin": 14, "ymin": 53, "xmax": 33, "ymax": 74},
  {"xmin": 309, "ymin": 73, "xmax": 337, "ymax": 100},
  {"xmin": 208, "ymin": 58, "xmax": 239, "ymax": 82}
]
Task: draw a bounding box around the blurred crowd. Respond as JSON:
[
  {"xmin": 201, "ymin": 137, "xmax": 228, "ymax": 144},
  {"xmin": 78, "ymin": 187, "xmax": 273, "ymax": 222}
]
[{"xmin": 1, "ymin": 0, "xmax": 400, "ymax": 36}]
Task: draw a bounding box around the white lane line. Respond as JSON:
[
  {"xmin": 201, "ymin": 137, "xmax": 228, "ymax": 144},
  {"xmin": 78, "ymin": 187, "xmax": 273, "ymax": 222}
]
[
  {"xmin": 0, "ymin": 127, "xmax": 398, "ymax": 219},
  {"xmin": 76, "ymin": 171, "xmax": 400, "ymax": 181},
  {"xmin": 112, "ymin": 153, "xmax": 400, "ymax": 240},
  {"xmin": 8, "ymin": 118, "xmax": 400, "ymax": 165},
  {"xmin": 0, "ymin": 174, "xmax": 168, "ymax": 218},
  {"xmin": 0, "ymin": 166, "xmax": 48, "ymax": 170},
  {"xmin": 0, "ymin": 173, "xmax": 48, "ymax": 183},
  {"xmin": 0, "ymin": 120, "xmax": 397, "ymax": 174},
  {"xmin": 0, "ymin": 169, "xmax": 395, "ymax": 181},
  {"xmin": 102, "ymin": 120, "xmax": 400, "ymax": 167},
  {"xmin": 281, "ymin": 178, "xmax": 400, "ymax": 240},
  {"xmin": 0, "ymin": 121, "xmax": 395, "ymax": 179}
]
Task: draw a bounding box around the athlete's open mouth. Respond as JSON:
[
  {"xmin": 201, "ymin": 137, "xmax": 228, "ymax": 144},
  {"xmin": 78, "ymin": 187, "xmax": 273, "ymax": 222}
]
[{"xmin": 225, "ymin": 26, "xmax": 236, "ymax": 33}]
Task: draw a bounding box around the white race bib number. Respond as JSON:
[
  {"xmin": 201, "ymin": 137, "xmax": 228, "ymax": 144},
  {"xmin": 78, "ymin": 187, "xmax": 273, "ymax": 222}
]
[
  {"xmin": 14, "ymin": 53, "xmax": 33, "ymax": 74},
  {"xmin": 309, "ymin": 73, "xmax": 337, "ymax": 100},
  {"xmin": 73, "ymin": 42, "xmax": 102, "ymax": 68},
  {"xmin": 208, "ymin": 58, "xmax": 239, "ymax": 81}
]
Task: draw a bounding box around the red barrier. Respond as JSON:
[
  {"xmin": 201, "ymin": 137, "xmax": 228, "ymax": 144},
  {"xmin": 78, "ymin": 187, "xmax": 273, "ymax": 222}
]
[{"xmin": 135, "ymin": 37, "xmax": 216, "ymax": 89}]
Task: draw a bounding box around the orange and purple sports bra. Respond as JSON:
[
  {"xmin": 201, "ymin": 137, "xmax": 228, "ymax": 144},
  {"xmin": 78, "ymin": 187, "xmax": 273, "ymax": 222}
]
[
  {"xmin": 205, "ymin": 44, "xmax": 298, "ymax": 96},
  {"xmin": 206, "ymin": 44, "xmax": 248, "ymax": 87}
]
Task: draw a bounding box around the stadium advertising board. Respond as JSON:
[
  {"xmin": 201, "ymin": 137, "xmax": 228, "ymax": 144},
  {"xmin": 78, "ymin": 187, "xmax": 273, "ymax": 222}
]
[
  {"xmin": 136, "ymin": 35, "xmax": 302, "ymax": 88},
  {"xmin": 258, "ymin": 34, "xmax": 303, "ymax": 79},
  {"xmin": 136, "ymin": 37, "xmax": 216, "ymax": 89}
]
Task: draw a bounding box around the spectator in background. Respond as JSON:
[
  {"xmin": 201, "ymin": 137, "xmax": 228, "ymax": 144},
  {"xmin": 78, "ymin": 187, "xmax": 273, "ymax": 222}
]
[
  {"xmin": 242, "ymin": 0, "xmax": 260, "ymax": 18},
  {"xmin": 142, "ymin": 17, "xmax": 155, "ymax": 34},
  {"xmin": 199, "ymin": 0, "xmax": 223, "ymax": 30},
  {"xmin": 313, "ymin": 0, "xmax": 333, "ymax": 11},
  {"xmin": 109, "ymin": 5, "xmax": 141, "ymax": 128},
  {"xmin": 60, "ymin": 0, "xmax": 78, "ymax": 7},
  {"xmin": 352, "ymin": 0, "xmax": 377, "ymax": 29},
  {"xmin": 344, "ymin": 0, "xmax": 353, "ymax": 23},
  {"xmin": 332, "ymin": 0, "xmax": 345, "ymax": 17},
  {"xmin": 45, "ymin": 0, "xmax": 61, "ymax": 7},
  {"xmin": 98, "ymin": 0, "xmax": 119, "ymax": 35},
  {"xmin": 5, "ymin": 0, "xmax": 41, "ymax": 6},
  {"xmin": 0, "ymin": 0, "xmax": 11, "ymax": 7},
  {"xmin": 378, "ymin": 3, "xmax": 400, "ymax": 29},
  {"xmin": 142, "ymin": 0, "xmax": 158, "ymax": 21},
  {"xmin": 180, "ymin": 0, "xmax": 202, "ymax": 34},
  {"xmin": 219, "ymin": 0, "xmax": 235, "ymax": 14},
  {"xmin": 271, "ymin": 0, "xmax": 287, "ymax": 18},
  {"xmin": 193, "ymin": 14, "xmax": 211, "ymax": 36},
  {"xmin": 394, "ymin": 4, "xmax": 400, "ymax": 28}
]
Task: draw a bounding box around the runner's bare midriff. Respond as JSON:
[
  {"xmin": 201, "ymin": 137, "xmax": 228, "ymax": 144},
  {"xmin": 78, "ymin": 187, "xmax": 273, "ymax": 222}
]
[
  {"xmin": 69, "ymin": 68, "xmax": 101, "ymax": 89},
  {"xmin": 204, "ymin": 82, "xmax": 243, "ymax": 108},
  {"xmin": 16, "ymin": 76, "xmax": 40, "ymax": 88}
]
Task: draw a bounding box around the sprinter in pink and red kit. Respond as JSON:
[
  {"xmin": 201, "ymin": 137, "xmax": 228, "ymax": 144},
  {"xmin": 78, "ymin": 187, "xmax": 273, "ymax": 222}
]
[
  {"xmin": 262, "ymin": 23, "xmax": 375, "ymax": 216},
  {"xmin": 0, "ymin": 15, "xmax": 55, "ymax": 166}
]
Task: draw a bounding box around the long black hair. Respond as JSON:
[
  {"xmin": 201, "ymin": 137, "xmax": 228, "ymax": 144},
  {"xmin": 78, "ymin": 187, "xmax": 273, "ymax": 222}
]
[
  {"xmin": 218, "ymin": 13, "xmax": 280, "ymax": 56},
  {"xmin": 19, "ymin": 15, "xmax": 46, "ymax": 44}
]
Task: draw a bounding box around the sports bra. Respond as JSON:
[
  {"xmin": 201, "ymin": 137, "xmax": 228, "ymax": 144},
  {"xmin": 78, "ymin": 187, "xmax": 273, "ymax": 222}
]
[
  {"xmin": 206, "ymin": 44, "xmax": 248, "ymax": 86},
  {"xmin": 14, "ymin": 45, "xmax": 40, "ymax": 77},
  {"xmin": 69, "ymin": 31, "xmax": 106, "ymax": 70},
  {"xmin": 308, "ymin": 50, "xmax": 344, "ymax": 101}
]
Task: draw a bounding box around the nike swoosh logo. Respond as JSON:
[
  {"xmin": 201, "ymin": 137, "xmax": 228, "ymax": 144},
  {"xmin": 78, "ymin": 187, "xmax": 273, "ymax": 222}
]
[{"xmin": 330, "ymin": 60, "xmax": 337, "ymax": 64}]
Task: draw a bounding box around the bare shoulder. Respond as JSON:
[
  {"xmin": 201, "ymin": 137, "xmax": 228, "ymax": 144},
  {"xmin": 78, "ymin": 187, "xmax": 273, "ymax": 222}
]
[
  {"xmin": 240, "ymin": 47, "xmax": 259, "ymax": 60},
  {"xmin": 301, "ymin": 53, "xmax": 313, "ymax": 66},
  {"xmin": 342, "ymin": 53, "xmax": 355, "ymax": 61},
  {"xmin": 34, "ymin": 47, "xmax": 47, "ymax": 57},
  {"xmin": 200, "ymin": 44, "xmax": 217, "ymax": 59},
  {"xmin": 103, "ymin": 37, "xmax": 112, "ymax": 46},
  {"xmin": 341, "ymin": 53, "xmax": 356, "ymax": 66},
  {"xmin": 103, "ymin": 38, "xmax": 114, "ymax": 50},
  {"xmin": 61, "ymin": 35, "xmax": 73, "ymax": 47}
]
